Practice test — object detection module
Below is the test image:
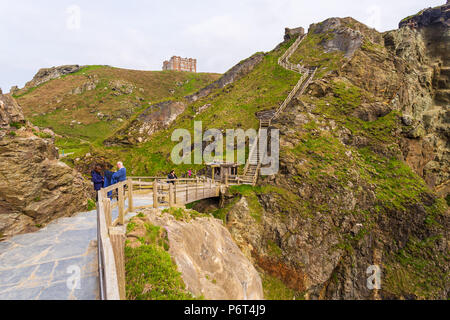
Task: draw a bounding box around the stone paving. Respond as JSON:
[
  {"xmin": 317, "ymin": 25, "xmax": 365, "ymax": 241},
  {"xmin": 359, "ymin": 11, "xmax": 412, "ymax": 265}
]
[{"xmin": 0, "ymin": 196, "xmax": 153, "ymax": 300}]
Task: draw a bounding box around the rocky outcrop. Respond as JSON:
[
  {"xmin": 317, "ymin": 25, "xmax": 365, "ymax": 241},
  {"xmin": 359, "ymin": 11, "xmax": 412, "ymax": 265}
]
[
  {"xmin": 284, "ymin": 27, "xmax": 305, "ymax": 41},
  {"xmin": 399, "ymin": 2, "xmax": 450, "ymax": 29},
  {"xmin": 104, "ymin": 100, "xmax": 187, "ymax": 146},
  {"xmin": 218, "ymin": 13, "xmax": 449, "ymax": 300},
  {"xmin": 0, "ymin": 94, "xmax": 91, "ymax": 238},
  {"xmin": 127, "ymin": 209, "xmax": 263, "ymax": 300},
  {"xmin": 24, "ymin": 65, "xmax": 81, "ymax": 90},
  {"xmin": 0, "ymin": 94, "xmax": 25, "ymax": 129},
  {"xmin": 381, "ymin": 3, "xmax": 449, "ymax": 197}
]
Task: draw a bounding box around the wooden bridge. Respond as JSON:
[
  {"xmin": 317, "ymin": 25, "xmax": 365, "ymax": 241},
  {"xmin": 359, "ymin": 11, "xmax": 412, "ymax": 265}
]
[{"xmin": 96, "ymin": 177, "xmax": 225, "ymax": 300}]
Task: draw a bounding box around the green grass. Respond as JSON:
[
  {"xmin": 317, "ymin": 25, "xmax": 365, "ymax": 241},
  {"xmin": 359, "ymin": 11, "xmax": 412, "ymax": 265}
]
[
  {"xmin": 262, "ymin": 274, "xmax": 305, "ymax": 300},
  {"xmin": 161, "ymin": 207, "xmax": 210, "ymax": 222},
  {"xmin": 87, "ymin": 199, "xmax": 96, "ymax": 211},
  {"xmin": 289, "ymin": 26, "xmax": 345, "ymax": 78},
  {"xmin": 356, "ymin": 147, "xmax": 429, "ymax": 211},
  {"xmin": 125, "ymin": 245, "xmax": 196, "ymax": 300},
  {"xmin": 87, "ymin": 39, "xmax": 303, "ymax": 176},
  {"xmin": 384, "ymin": 236, "xmax": 449, "ymax": 299},
  {"xmin": 125, "ymin": 218, "xmax": 197, "ymax": 300}
]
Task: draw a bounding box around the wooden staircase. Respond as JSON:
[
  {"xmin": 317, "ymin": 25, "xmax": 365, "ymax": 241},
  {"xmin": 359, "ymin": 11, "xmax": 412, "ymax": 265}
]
[{"xmin": 239, "ymin": 34, "xmax": 317, "ymax": 186}]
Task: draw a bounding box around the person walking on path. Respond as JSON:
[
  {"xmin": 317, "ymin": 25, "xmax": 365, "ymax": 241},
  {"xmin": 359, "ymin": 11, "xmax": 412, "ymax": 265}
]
[
  {"xmin": 168, "ymin": 170, "xmax": 178, "ymax": 184},
  {"xmin": 91, "ymin": 165, "xmax": 104, "ymax": 202}
]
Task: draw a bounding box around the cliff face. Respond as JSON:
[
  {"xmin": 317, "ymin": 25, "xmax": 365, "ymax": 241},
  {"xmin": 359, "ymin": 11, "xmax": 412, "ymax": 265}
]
[
  {"xmin": 219, "ymin": 9, "xmax": 449, "ymax": 300},
  {"xmin": 0, "ymin": 94, "xmax": 91, "ymax": 239},
  {"xmin": 385, "ymin": 2, "xmax": 449, "ymax": 197}
]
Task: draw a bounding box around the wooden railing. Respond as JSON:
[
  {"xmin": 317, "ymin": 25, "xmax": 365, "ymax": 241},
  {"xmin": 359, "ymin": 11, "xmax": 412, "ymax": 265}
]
[
  {"xmin": 240, "ymin": 32, "xmax": 317, "ymax": 186},
  {"xmin": 96, "ymin": 177, "xmax": 222, "ymax": 300}
]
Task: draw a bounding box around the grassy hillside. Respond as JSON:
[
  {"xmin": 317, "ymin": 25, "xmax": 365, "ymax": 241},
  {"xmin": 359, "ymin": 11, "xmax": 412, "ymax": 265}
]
[
  {"xmin": 15, "ymin": 66, "xmax": 221, "ymax": 159},
  {"xmin": 87, "ymin": 38, "xmax": 303, "ymax": 176}
]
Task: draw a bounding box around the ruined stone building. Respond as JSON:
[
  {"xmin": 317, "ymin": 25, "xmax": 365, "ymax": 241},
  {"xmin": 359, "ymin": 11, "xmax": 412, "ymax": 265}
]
[{"xmin": 163, "ymin": 56, "xmax": 197, "ymax": 72}]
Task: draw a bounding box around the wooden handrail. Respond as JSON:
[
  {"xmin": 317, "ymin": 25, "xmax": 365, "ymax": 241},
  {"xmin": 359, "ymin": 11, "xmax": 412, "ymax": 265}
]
[{"xmin": 97, "ymin": 177, "xmax": 223, "ymax": 300}]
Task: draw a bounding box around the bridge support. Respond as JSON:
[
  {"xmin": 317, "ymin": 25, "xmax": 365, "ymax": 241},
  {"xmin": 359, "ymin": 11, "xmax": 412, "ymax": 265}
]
[
  {"xmin": 153, "ymin": 180, "xmax": 158, "ymax": 208},
  {"xmin": 169, "ymin": 183, "xmax": 174, "ymax": 207}
]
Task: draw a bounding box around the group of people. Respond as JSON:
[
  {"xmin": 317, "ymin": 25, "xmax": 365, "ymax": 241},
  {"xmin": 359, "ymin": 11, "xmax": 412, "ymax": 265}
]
[
  {"xmin": 91, "ymin": 164, "xmax": 195, "ymax": 200},
  {"xmin": 91, "ymin": 162, "xmax": 127, "ymax": 200}
]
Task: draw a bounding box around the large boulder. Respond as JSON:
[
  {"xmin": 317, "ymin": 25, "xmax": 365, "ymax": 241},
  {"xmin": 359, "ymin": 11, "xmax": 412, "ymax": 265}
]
[
  {"xmin": 0, "ymin": 94, "xmax": 25, "ymax": 128},
  {"xmin": 133, "ymin": 209, "xmax": 264, "ymax": 300},
  {"xmin": 0, "ymin": 94, "xmax": 91, "ymax": 238}
]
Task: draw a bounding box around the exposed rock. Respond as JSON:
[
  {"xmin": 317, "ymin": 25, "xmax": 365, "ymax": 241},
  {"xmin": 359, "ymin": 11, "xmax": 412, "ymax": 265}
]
[
  {"xmin": 25, "ymin": 65, "xmax": 81, "ymax": 89},
  {"xmin": 352, "ymin": 102, "xmax": 392, "ymax": 122},
  {"xmin": 311, "ymin": 18, "xmax": 365, "ymax": 59},
  {"xmin": 134, "ymin": 209, "xmax": 264, "ymax": 300},
  {"xmin": 104, "ymin": 100, "xmax": 187, "ymax": 146},
  {"xmin": 0, "ymin": 94, "xmax": 25, "ymax": 128},
  {"xmin": 10, "ymin": 86, "xmax": 19, "ymax": 95},
  {"xmin": 284, "ymin": 27, "xmax": 305, "ymax": 41},
  {"xmin": 0, "ymin": 94, "xmax": 91, "ymax": 238},
  {"xmin": 109, "ymin": 79, "xmax": 134, "ymax": 95},
  {"xmin": 399, "ymin": 2, "xmax": 450, "ymax": 29}
]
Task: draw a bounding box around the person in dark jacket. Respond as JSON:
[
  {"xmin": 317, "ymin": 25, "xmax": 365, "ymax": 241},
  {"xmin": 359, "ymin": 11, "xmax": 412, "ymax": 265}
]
[
  {"xmin": 91, "ymin": 165, "xmax": 104, "ymax": 202},
  {"xmin": 168, "ymin": 170, "xmax": 178, "ymax": 184}
]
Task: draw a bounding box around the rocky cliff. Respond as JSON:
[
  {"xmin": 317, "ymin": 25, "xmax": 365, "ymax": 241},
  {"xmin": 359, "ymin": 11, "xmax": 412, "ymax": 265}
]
[
  {"xmin": 211, "ymin": 8, "xmax": 449, "ymax": 300},
  {"xmin": 0, "ymin": 94, "xmax": 91, "ymax": 239},
  {"xmin": 125, "ymin": 208, "xmax": 263, "ymax": 300}
]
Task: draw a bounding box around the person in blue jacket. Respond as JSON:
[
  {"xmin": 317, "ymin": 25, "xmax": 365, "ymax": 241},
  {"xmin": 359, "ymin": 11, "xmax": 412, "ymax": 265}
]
[
  {"xmin": 112, "ymin": 161, "xmax": 127, "ymax": 184},
  {"xmin": 102, "ymin": 162, "xmax": 127, "ymax": 199},
  {"xmin": 91, "ymin": 165, "xmax": 104, "ymax": 202}
]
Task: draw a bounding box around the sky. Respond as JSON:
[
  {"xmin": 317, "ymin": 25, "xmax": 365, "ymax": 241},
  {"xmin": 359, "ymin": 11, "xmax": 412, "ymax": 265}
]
[{"xmin": 0, "ymin": 0, "xmax": 444, "ymax": 92}]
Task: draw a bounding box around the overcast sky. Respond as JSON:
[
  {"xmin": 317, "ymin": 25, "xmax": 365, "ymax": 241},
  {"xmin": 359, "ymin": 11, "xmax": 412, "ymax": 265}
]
[{"xmin": 0, "ymin": 0, "xmax": 444, "ymax": 92}]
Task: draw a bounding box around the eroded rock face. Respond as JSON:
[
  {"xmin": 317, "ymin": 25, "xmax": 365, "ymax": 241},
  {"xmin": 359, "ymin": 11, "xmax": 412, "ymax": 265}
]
[
  {"xmin": 382, "ymin": 7, "xmax": 449, "ymax": 197},
  {"xmin": 311, "ymin": 18, "xmax": 365, "ymax": 59},
  {"xmin": 0, "ymin": 94, "xmax": 25, "ymax": 128},
  {"xmin": 135, "ymin": 209, "xmax": 263, "ymax": 300},
  {"xmin": 104, "ymin": 100, "xmax": 187, "ymax": 146},
  {"xmin": 0, "ymin": 94, "xmax": 91, "ymax": 238},
  {"xmin": 220, "ymin": 13, "xmax": 449, "ymax": 300}
]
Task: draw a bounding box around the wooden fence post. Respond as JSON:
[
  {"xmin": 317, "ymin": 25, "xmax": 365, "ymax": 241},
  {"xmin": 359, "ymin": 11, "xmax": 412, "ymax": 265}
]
[
  {"xmin": 118, "ymin": 183, "xmax": 125, "ymax": 225},
  {"xmin": 169, "ymin": 183, "xmax": 174, "ymax": 207},
  {"xmin": 109, "ymin": 227, "xmax": 126, "ymax": 300},
  {"xmin": 127, "ymin": 179, "xmax": 133, "ymax": 213},
  {"xmin": 153, "ymin": 180, "xmax": 158, "ymax": 208},
  {"xmin": 174, "ymin": 181, "xmax": 177, "ymax": 205},
  {"xmin": 104, "ymin": 198, "xmax": 112, "ymax": 228},
  {"xmin": 196, "ymin": 177, "xmax": 199, "ymax": 200},
  {"xmin": 225, "ymin": 170, "xmax": 229, "ymax": 187}
]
